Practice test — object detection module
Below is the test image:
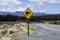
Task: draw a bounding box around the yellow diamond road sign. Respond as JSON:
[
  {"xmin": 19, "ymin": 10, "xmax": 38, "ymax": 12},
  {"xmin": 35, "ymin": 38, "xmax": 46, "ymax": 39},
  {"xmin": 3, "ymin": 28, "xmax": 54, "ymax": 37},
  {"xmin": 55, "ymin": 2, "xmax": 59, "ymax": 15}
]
[{"xmin": 23, "ymin": 8, "xmax": 33, "ymax": 19}]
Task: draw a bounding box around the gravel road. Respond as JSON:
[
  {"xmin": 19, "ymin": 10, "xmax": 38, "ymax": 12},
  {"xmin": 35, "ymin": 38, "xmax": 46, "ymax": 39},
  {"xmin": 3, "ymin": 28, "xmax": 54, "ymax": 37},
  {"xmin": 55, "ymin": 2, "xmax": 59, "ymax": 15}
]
[{"xmin": 20, "ymin": 23, "xmax": 60, "ymax": 40}]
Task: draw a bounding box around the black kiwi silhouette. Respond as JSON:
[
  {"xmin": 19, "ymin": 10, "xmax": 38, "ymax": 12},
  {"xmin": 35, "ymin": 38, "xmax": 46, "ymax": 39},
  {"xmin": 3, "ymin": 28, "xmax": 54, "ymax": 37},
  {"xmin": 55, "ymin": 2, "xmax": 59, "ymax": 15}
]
[{"xmin": 26, "ymin": 12, "xmax": 30, "ymax": 15}]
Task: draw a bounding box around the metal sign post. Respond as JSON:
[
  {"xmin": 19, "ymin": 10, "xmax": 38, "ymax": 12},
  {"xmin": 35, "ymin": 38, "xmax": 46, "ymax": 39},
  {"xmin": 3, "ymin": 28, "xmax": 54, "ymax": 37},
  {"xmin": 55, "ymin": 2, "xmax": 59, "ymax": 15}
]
[
  {"xmin": 23, "ymin": 8, "xmax": 33, "ymax": 36},
  {"xmin": 28, "ymin": 19, "xmax": 29, "ymax": 36}
]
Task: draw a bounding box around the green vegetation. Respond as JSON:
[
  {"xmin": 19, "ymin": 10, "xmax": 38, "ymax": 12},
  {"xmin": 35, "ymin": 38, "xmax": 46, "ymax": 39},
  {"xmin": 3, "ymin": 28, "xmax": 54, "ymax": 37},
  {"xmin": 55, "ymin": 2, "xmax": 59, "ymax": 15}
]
[{"xmin": 0, "ymin": 14, "xmax": 60, "ymax": 22}]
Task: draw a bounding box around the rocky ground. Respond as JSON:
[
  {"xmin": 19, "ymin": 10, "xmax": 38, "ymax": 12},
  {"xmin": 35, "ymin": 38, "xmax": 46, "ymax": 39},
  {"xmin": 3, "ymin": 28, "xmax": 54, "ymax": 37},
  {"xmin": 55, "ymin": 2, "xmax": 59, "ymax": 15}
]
[{"xmin": 0, "ymin": 22, "xmax": 34, "ymax": 40}]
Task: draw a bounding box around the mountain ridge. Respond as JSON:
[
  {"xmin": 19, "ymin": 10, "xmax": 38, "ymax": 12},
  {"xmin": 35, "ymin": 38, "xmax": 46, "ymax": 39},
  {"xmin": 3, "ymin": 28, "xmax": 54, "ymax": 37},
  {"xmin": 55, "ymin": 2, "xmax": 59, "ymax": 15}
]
[{"xmin": 0, "ymin": 11, "xmax": 60, "ymax": 16}]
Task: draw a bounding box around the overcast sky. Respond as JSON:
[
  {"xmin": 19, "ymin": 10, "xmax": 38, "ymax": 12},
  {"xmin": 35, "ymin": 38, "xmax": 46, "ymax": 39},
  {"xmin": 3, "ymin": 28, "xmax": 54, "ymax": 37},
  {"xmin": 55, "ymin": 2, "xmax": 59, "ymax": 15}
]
[{"xmin": 0, "ymin": 0, "xmax": 60, "ymax": 14}]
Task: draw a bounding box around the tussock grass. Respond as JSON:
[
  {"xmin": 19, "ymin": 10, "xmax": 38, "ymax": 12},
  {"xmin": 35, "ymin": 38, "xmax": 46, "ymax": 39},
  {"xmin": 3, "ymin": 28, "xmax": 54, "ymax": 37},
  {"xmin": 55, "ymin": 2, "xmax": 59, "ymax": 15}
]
[{"xmin": 0, "ymin": 22, "xmax": 34, "ymax": 40}]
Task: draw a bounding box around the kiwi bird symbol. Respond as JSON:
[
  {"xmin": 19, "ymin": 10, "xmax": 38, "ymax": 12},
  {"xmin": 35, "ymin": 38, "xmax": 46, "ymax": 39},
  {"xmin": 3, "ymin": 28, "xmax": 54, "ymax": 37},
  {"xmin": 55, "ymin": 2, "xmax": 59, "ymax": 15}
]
[{"xmin": 26, "ymin": 12, "xmax": 30, "ymax": 15}]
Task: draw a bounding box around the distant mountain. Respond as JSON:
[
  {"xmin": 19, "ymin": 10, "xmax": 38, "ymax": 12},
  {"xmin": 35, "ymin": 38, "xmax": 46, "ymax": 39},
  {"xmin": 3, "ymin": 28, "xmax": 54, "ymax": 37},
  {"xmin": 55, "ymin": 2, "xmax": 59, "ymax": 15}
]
[
  {"xmin": 0, "ymin": 11, "xmax": 23, "ymax": 16},
  {"xmin": 12, "ymin": 11, "xmax": 23, "ymax": 16},
  {"xmin": 0, "ymin": 11, "xmax": 60, "ymax": 16},
  {"xmin": 0, "ymin": 11, "xmax": 46, "ymax": 16},
  {"xmin": 33, "ymin": 12, "xmax": 46, "ymax": 16},
  {"xmin": 0, "ymin": 12, "xmax": 12, "ymax": 15}
]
